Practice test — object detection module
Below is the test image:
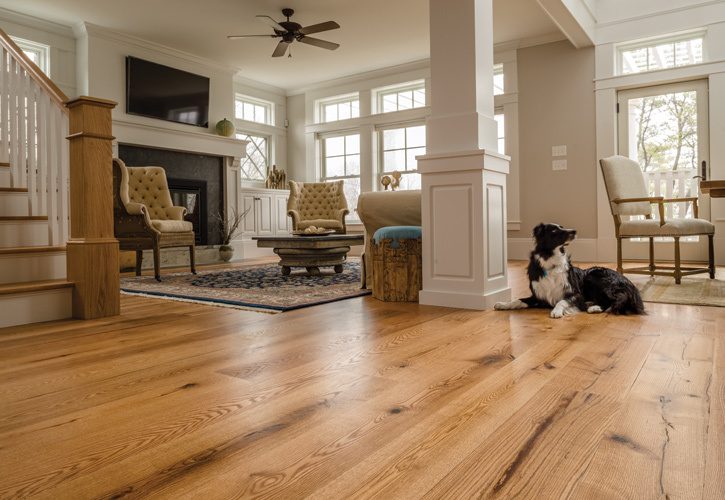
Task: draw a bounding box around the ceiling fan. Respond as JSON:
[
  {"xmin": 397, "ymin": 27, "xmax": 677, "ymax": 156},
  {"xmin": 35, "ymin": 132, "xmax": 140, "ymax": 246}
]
[{"xmin": 228, "ymin": 8, "xmax": 340, "ymax": 58}]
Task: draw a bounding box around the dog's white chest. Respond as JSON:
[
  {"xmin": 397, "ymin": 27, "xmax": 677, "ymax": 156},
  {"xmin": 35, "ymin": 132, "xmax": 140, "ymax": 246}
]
[{"xmin": 532, "ymin": 254, "xmax": 571, "ymax": 306}]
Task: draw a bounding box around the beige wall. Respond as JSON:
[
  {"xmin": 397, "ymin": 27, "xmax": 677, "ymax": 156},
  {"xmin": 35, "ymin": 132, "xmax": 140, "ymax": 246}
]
[{"xmin": 514, "ymin": 40, "xmax": 597, "ymax": 239}]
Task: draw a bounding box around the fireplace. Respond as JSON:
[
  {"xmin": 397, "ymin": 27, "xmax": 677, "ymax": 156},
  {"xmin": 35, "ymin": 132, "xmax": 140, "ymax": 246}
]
[
  {"xmin": 168, "ymin": 178, "xmax": 207, "ymax": 245},
  {"xmin": 118, "ymin": 145, "xmax": 224, "ymax": 245}
]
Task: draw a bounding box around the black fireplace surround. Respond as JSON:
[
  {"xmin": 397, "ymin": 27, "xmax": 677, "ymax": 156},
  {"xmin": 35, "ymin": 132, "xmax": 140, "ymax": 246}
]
[{"xmin": 118, "ymin": 145, "xmax": 224, "ymax": 245}]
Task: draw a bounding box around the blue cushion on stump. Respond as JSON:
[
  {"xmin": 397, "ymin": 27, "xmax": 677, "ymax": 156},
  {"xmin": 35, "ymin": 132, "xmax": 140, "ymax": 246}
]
[{"xmin": 373, "ymin": 226, "xmax": 422, "ymax": 248}]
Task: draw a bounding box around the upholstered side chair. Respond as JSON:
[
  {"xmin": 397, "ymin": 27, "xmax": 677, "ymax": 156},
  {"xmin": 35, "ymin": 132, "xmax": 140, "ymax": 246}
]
[
  {"xmin": 599, "ymin": 155, "xmax": 715, "ymax": 284},
  {"xmin": 287, "ymin": 180, "xmax": 350, "ymax": 234},
  {"xmin": 112, "ymin": 158, "xmax": 196, "ymax": 281}
]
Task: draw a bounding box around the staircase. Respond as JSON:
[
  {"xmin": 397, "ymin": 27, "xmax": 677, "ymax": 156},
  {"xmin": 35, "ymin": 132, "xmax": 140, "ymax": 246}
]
[{"xmin": 0, "ymin": 28, "xmax": 119, "ymax": 329}]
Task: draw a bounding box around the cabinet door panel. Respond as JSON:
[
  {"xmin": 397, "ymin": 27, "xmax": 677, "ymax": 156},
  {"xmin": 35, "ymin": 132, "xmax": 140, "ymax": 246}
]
[
  {"xmin": 275, "ymin": 194, "xmax": 291, "ymax": 234},
  {"xmin": 257, "ymin": 194, "xmax": 274, "ymax": 235},
  {"xmin": 241, "ymin": 194, "xmax": 258, "ymax": 235}
]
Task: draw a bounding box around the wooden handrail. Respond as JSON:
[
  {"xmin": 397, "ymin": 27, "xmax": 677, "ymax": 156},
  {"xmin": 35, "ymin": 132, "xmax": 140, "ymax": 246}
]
[{"xmin": 0, "ymin": 26, "xmax": 69, "ymax": 115}]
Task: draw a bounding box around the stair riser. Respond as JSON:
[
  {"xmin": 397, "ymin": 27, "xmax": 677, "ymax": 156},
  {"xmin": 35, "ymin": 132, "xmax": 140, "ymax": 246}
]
[
  {"xmin": 0, "ymin": 168, "xmax": 9, "ymax": 187},
  {"xmin": 0, "ymin": 252, "xmax": 66, "ymax": 285},
  {"xmin": 0, "ymin": 193, "xmax": 30, "ymax": 216},
  {"xmin": 0, "ymin": 288, "xmax": 72, "ymax": 329},
  {"xmin": 0, "ymin": 221, "xmax": 48, "ymax": 247}
]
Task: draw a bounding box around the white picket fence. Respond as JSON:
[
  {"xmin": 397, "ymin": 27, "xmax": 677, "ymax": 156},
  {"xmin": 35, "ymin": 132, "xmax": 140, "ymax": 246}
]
[{"xmin": 0, "ymin": 44, "xmax": 69, "ymax": 246}]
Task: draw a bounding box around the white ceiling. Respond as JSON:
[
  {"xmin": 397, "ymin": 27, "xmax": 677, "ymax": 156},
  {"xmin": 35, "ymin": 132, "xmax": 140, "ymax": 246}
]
[{"xmin": 3, "ymin": 0, "xmax": 563, "ymax": 91}]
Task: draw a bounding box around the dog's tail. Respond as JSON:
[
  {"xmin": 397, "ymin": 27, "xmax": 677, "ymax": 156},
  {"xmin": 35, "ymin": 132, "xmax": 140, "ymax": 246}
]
[{"xmin": 607, "ymin": 288, "xmax": 646, "ymax": 315}]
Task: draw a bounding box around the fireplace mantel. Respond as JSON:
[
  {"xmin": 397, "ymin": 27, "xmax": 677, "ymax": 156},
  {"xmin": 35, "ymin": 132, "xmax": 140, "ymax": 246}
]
[{"xmin": 111, "ymin": 119, "xmax": 248, "ymax": 161}]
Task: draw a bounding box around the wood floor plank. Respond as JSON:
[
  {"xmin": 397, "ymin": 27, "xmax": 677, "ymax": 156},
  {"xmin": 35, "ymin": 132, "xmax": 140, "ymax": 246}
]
[
  {"xmin": 570, "ymin": 333, "xmax": 714, "ymax": 499},
  {"xmin": 0, "ymin": 260, "xmax": 721, "ymax": 500}
]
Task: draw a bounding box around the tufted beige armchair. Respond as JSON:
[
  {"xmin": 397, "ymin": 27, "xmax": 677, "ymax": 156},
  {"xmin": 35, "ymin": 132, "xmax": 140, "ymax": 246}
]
[
  {"xmin": 112, "ymin": 158, "xmax": 196, "ymax": 281},
  {"xmin": 287, "ymin": 180, "xmax": 350, "ymax": 234}
]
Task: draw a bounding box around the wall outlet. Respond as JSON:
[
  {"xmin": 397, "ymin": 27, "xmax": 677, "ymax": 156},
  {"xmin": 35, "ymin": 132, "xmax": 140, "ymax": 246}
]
[
  {"xmin": 552, "ymin": 159, "xmax": 567, "ymax": 170},
  {"xmin": 552, "ymin": 145, "xmax": 567, "ymax": 157}
]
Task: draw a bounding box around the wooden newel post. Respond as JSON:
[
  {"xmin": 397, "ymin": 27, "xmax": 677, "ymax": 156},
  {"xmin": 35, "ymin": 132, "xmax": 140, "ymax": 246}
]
[{"xmin": 64, "ymin": 96, "xmax": 120, "ymax": 319}]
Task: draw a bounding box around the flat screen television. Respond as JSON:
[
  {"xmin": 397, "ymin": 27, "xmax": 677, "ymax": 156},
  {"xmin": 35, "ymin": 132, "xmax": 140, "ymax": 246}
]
[{"xmin": 126, "ymin": 56, "xmax": 210, "ymax": 128}]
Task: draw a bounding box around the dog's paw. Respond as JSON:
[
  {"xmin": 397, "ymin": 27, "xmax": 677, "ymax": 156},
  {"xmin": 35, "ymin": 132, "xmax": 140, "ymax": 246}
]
[
  {"xmin": 550, "ymin": 308, "xmax": 564, "ymax": 319},
  {"xmin": 494, "ymin": 299, "xmax": 527, "ymax": 311},
  {"xmin": 587, "ymin": 305, "xmax": 603, "ymax": 314}
]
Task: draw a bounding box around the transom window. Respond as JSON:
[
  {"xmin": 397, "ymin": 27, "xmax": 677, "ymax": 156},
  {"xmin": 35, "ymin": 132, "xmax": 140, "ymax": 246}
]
[
  {"xmin": 321, "ymin": 133, "xmax": 361, "ymax": 217},
  {"xmin": 618, "ymin": 30, "xmax": 705, "ymax": 75},
  {"xmin": 235, "ymin": 94, "xmax": 273, "ymax": 125},
  {"xmin": 379, "ymin": 124, "xmax": 425, "ymax": 190},
  {"xmin": 236, "ymin": 133, "xmax": 269, "ymax": 181},
  {"xmin": 377, "ymin": 81, "xmax": 426, "ymax": 113},
  {"xmin": 320, "ymin": 95, "xmax": 360, "ymax": 123}
]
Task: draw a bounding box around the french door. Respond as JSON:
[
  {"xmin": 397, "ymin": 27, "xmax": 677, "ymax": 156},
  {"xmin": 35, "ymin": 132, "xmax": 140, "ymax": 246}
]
[{"xmin": 617, "ymin": 80, "xmax": 710, "ymax": 261}]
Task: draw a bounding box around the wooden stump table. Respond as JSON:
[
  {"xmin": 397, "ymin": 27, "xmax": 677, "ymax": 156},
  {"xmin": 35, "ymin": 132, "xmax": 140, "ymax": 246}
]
[{"xmin": 252, "ymin": 234, "xmax": 364, "ymax": 275}]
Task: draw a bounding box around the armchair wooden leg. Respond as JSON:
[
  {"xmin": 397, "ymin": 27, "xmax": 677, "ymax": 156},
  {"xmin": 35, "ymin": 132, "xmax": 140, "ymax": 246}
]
[
  {"xmin": 616, "ymin": 237, "xmax": 623, "ymax": 275},
  {"xmin": 153, "ymin": 246, "xmax": 161, "ymax": 282},
  {"xmin": 189, "ymin": 245, "xmax": 197, "ymax": 275},
  {"xmin": 648, "ymin": 237, "xmax": 655, "ymax": 274},
  {"xmin": 674, "ymin": 236, "xmax": 682, "ymax": 285},
  {"xmin": 709, "ymin": 234, "xmax": 715, "ymax": 279},
  {"xmin": 135, "ymin": 251, "xmax": 143, "ymax": 276}
]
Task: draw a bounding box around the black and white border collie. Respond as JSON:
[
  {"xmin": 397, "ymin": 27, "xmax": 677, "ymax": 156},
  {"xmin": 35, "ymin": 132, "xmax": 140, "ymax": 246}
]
[{"xmin": 495, "ymin": 223, "xmax": 645, "ymax": 318}]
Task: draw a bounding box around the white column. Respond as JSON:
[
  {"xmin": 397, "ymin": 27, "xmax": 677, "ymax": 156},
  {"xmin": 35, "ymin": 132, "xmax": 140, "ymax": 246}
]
[{"xmin": 418, "ymin": 0, "xmax": 511, "ymax": 309}]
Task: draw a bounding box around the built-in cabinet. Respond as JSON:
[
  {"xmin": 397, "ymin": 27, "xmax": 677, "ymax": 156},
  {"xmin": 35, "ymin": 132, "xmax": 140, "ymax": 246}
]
[{"xmin": 240, "ymin": 187, "xmax": 291, "ymax": 239}]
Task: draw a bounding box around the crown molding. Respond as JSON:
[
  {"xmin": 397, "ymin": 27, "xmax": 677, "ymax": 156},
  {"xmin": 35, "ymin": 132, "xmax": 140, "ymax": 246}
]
[
  {"xmin": 493, "ymin": 31, "xmax": 568, "ymax": 53},
  {"xmin": 0, "ymin": 7, "xmax": 75, "ymax": 38},
  {"xmin": 73, "ymin": 22, "xmax": 240, "ymax": 76}
]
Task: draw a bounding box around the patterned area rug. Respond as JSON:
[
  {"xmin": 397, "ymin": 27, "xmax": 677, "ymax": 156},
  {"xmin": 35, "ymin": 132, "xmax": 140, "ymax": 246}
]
[
  {"xmin": 120, "ymin": 258, "xmax": 370, "ymax": 313},
  {"xmin": 638, "ymin": 268, "xmax": 725, "ymax": 307}
]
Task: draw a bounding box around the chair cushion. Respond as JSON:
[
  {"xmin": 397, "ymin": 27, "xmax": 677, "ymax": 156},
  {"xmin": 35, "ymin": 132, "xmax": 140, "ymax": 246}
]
[
  {"xmin": 374, "ymin": 226, "xmax": 422, "ymax": 248},
  {"xmin": 620, "ymin": 217, "xmax": 715, "ymax": 237},
  {"xmin": 151, "ymin": 219, "xmax": 194, "ymax": 233}
]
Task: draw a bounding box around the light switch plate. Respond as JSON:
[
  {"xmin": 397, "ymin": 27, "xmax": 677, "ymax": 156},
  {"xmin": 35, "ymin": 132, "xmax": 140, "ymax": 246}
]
[
  {"xmin": 553, "ymin": 159, "xmax": 567, "ymax": 170},
  {"xmin": 552, "ymin": 145, "xmax": 567, "ymax": 157}
]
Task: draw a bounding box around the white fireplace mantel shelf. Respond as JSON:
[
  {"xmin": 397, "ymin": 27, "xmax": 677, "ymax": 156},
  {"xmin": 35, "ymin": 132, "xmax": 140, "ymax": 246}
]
[{"xmin": 112, "ymin": 119, "xmax": 248, "ymax": 161}]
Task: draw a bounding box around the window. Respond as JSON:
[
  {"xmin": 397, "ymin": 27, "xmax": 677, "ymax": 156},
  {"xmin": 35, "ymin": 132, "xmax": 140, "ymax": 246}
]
[
  {"xmin": 320, "ymin": 95, "xmax": 360, "ymax": 123},
  {"xmin": 494, "ymin": 110, "xmax": 505, "ymax": 154},
  {"xmin": 235, "ymin": 94, "xmax": 273, "ymax": 125},
  {"xmin": 618, "ymin": 30, "xmax": 705, "ymax": 75},
  {"xmin": 379, "ymin": 124, "xmax": 425, "ymax": 190},
  {"xmin": 236, "ymin": 133, "xmax": 269, "ymax": 181},
  {"xmin": 321, "ymin": 133, "xmax": 361, "ymax": 216},
  {"xmin": 377, "ymin": 81, "xmax": 426, "ymax": 113},
  {"xmin": 11, "ymin": 37, "xmax": 49, "ymax": 74},
  {"xmin": 493, "ymin": 64, "xmax": 504, "ymax": 95}
]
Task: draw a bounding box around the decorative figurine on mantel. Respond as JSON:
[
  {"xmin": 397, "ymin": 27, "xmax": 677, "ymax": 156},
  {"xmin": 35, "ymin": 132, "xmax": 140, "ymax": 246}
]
[
  {"xmin": 381, "ymin": 170, "xmax": 402, "ymax": 191},
  {"xmin": 265, "ymin": 164, "xmax": 286, "ymax": 189}
]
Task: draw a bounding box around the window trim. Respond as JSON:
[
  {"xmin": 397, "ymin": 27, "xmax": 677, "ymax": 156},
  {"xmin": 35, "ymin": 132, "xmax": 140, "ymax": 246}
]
[
  {"xmin": 616, "ymin": 28, "xmax": 707, "ymax": 76},
  {"xmin": 317, "ymin": 93, "xmax": 360, "ymax": 124},
  {"xmin": 11, "ymin": 36, "xmax": 50, "ymax": 74},
  {"xmin": 374, "ymin": 80, "xmax": 426, "ymax": 114},
  {"xmin": 235, "ymin": 93, "xmax": 274, "ymax": 126}
]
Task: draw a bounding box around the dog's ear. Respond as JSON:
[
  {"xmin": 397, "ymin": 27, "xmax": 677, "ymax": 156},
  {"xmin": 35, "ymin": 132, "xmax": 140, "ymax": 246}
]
[{"xmin": 533, "ymin": 223, "xmax": 545, "ymax": 239}]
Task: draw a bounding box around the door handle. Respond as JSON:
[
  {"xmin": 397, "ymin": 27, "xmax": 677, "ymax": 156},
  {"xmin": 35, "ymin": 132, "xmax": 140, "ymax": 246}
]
[{"xmin": 701, "ymin": 160, "xmax": 707, "ymax": 181}]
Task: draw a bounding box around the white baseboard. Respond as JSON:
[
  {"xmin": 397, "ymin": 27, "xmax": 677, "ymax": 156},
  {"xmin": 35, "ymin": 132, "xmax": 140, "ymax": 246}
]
[{"xmin": 508, "ymin": 238, "xmax": 599, "ymax": 262}]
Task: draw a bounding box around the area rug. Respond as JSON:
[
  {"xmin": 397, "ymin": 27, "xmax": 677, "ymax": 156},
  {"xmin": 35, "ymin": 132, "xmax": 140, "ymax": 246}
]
[
  {"xmin": 120, "ymin": 258, "xmax": 371, "ymax": 313},
  {"xmin": 637, "ymin": 269, "xmax": 725, "ymax": 307}
]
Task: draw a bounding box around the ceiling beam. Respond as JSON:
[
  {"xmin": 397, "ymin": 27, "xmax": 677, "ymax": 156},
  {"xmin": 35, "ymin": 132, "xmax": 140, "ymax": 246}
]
[{"xmin": 536, "ymin": 0, "xmax": 595, "ymax": 49}]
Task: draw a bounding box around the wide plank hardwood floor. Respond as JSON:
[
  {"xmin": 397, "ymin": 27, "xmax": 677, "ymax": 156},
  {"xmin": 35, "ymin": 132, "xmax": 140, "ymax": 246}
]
[{"xmin": 0, "ymin": 260, "xmax": 723, "ymax": 499}]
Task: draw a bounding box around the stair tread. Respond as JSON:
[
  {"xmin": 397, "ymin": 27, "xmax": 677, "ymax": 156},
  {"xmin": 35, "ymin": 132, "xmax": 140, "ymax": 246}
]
[
  {"xmin": 0, "ymin": 246, "xmax": 66, "ymax": 255},
  {"xmin": 0, "ymin": 215, "xmax": 48, "ymax": 221},
  {"xmin": 0, "ymin": 162, "xmax": 9, "ymax": 167},
  {"xmin": 0, "ymin": 279, "xmax": 73, "ymax": 296},
  {"xmin": 0, "ymin": 187, "xmax": 28, "ymax": 193}
]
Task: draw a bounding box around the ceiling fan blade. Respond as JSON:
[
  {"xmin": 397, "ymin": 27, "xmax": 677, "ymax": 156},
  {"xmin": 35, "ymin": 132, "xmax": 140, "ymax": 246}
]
[
  {"xmin": 272, "ymin": 40, "xmax": 289, "ymax": 57},
  {"xmin": 227, "ymin": 34, "xmax": 277, "ymax": 39},
  {"xmin": 297, "ymin": 36, "xmax": 340, "ymax": 51},
  {"xmin": 298, "ymin": 21, "xmax": 340, "ymax": 36},
  {"xmin": 257, "ymin": 15, "xmax": 286, "ymax": 32}
]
